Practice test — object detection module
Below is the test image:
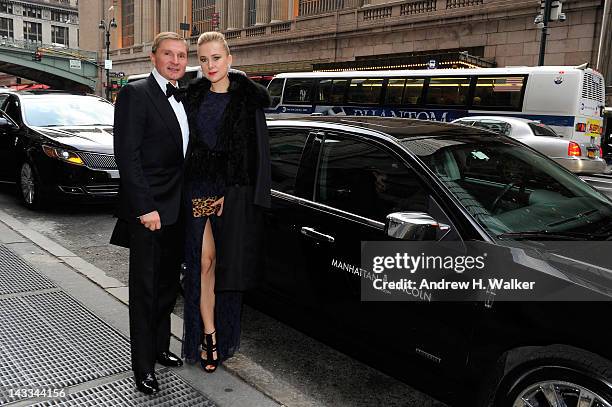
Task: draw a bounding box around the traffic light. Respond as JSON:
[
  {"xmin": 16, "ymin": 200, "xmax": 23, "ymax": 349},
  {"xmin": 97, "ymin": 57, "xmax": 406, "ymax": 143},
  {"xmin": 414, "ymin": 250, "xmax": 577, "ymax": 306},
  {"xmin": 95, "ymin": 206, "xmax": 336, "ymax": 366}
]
[{"xmin": 32, "ymin": 50, "xmax": 42, "ymax": 62}]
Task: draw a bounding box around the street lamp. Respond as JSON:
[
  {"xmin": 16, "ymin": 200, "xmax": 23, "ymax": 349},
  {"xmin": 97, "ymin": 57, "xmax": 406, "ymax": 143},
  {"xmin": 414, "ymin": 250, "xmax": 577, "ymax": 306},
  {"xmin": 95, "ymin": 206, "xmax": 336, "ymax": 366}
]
[{"xmin": 98, "ymin": 17, "xmax": 117, "ymax": 101}]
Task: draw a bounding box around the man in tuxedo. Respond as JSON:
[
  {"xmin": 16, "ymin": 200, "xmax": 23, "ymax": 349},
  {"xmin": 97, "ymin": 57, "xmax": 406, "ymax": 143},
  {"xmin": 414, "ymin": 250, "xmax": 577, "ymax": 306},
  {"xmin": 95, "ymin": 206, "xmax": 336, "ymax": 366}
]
[{"xmin": 111, "ymin": 32, "xmax": 189, "ymax": 395}]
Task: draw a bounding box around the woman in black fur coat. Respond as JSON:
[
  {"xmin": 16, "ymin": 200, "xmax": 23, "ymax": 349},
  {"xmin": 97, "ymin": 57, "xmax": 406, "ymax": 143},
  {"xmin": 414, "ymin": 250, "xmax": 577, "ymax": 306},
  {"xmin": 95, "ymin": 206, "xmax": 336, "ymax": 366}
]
[{"xmin": 181, "ymin": 31, "xmax": 271, "ymax": 373}]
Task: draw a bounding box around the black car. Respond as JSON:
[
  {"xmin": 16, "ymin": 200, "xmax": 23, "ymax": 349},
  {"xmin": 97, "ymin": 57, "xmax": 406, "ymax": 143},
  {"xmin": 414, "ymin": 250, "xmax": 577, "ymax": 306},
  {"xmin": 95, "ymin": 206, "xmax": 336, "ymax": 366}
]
[
  {"xmin": 252, "ymin": 116, "xmax": 612, "ymax": 406},
  {"xmin": 0, "ymin": 91, "xmax": 117, "ymax": 208}
]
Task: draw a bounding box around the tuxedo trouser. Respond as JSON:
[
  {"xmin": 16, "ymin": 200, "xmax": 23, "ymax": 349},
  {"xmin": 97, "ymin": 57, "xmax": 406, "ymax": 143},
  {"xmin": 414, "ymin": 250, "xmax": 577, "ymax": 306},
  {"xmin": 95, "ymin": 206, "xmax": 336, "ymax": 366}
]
[{"xmin": 128, "ymin": 220, "xmax": 182, "ymax": 377}]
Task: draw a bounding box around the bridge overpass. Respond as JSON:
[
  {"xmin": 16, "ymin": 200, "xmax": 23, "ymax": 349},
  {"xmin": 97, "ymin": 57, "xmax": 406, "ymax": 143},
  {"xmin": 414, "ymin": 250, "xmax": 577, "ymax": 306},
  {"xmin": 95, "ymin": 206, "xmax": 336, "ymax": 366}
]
[{"xmin": 0, "ymin": 38, "xmax": 99, "ymax": 92}]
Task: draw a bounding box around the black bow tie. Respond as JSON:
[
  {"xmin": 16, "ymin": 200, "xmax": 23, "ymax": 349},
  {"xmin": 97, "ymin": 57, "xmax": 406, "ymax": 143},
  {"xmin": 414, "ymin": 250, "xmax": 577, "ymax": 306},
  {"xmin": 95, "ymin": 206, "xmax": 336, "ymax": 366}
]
[{"xmin": 165, "ymin": 83, "xmax": 185, "ymax": 103}]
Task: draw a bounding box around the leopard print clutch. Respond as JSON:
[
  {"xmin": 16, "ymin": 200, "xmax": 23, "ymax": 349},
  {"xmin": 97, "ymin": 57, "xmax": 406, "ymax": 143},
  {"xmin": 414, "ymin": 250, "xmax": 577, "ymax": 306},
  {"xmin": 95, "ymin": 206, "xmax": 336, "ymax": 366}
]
[{"xmin": 192, "ymin": 196, "xmax": 219, "ymax": 217}]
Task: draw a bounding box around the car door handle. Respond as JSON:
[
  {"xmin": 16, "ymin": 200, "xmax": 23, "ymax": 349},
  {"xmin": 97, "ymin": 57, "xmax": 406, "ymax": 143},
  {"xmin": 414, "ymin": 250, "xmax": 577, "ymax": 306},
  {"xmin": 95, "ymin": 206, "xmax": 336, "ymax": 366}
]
[{"xmin": 300, "ymin": 227, "xmax": 335, "ymax": 243}]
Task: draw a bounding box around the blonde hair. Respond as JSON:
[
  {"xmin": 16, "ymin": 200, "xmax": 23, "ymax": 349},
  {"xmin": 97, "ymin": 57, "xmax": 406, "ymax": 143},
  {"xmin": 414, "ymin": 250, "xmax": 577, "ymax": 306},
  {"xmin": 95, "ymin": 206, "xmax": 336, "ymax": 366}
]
[
  {"xmin": 151, "ymin": 32, "xmax": 188, "ymax": 54},
  {"xmin": 197, "ymin": 31, "xmax": 230, "ymax": 55}
]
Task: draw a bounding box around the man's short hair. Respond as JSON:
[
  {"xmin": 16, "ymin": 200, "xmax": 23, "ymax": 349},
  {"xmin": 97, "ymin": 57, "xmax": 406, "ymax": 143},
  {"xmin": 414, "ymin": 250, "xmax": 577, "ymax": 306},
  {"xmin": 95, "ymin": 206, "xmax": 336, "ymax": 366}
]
[{"xmin": 151, "ymin": 32, "xmax": 188, "ymax": 54}]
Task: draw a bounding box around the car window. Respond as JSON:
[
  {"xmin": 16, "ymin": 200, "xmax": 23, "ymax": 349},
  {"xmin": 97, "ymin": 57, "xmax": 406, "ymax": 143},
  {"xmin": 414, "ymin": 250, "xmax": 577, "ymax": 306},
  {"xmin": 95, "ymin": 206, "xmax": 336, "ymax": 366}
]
[
  {"xmin": 426, "ymin": 77, "xmax": 470, "ymax": 106},
  {"xmin": 0, "ymin": 94, "xmax": 9, "ymax": 107},
  {"xmin": 527, "ymin": 122, "xmax": 558, "ymax": 137},
  {"xmin": 21, "ymin": 96, "xmax": 113, "ymax": 126},
  {"xmin": 283, "ymin": 79, "xmax": 313, "ymax": 105},
  {"xmin": 315, "ymin": 134, "xmax": 429, "ymax": 222},
  {"xmin": 269, "ymin": 128, "xmax": 309, "ymax": 194},
  {"xmin": 347, "ymin": 78, "xmax": 384, "ymax": 105},
  {"xmin": 317, "ymin": 79, "xmax": 348, "ymax": 105},
  {"xmin": 411, "ymin": 134, "xmax": 612, "ymax": 238},
  {"xmin": 267, "ymin": 78, "xmax": 283, "ymax": 107},
  {"xmin": 471, "ymin": 120, "xmax": 511, "ymax": 136}
]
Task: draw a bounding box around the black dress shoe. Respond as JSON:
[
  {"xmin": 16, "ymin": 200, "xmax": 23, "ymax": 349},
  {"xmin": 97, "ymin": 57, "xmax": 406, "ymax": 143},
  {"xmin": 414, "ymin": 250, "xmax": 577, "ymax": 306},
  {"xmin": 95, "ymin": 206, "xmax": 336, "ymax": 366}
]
[
  {"xmin": 135, "ymin": 372, "xmax": 159, "ymax": 395},
  {"xmin": 157, "ymin": 351, "xmax": 183, "ymax": 367}
]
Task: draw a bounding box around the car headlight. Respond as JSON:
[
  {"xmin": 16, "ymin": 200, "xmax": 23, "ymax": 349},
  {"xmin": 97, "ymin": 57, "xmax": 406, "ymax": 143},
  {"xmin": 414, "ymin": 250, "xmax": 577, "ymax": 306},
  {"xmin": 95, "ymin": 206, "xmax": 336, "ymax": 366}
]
[{"xmin": 42, "ymin": 145, "xmax": 84, "ymax": 166}]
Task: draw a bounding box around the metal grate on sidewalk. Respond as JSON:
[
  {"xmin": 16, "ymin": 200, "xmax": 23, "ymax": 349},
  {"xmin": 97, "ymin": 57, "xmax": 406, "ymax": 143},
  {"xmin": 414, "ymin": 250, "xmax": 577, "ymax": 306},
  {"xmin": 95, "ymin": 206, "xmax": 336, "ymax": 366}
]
[
  {"xmin": 0, "ymin": 245, "xmax": 55, "ymax": 295},
  {"xmin": 30, "ymin": 368, "xmax": 217, "ymax": 407},
  {"xmin": 0, "ymin": 291, "xmax": 131, "ymax": 405}
]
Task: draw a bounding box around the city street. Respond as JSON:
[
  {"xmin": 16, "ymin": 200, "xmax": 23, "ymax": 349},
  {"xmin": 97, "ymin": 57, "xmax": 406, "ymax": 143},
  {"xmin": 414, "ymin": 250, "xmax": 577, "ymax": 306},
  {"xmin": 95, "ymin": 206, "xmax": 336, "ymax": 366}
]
[{"xmin": 0, "ymin": 184, "xmax": 446, "ymax": 407}]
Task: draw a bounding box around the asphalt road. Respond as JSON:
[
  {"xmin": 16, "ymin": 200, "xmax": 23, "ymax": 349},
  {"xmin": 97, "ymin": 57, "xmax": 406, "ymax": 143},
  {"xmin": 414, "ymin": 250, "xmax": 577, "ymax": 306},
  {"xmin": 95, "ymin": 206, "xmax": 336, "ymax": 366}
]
[{"xmin": 0, "ymin": 184, "xmax": 446, "ymax": 407}]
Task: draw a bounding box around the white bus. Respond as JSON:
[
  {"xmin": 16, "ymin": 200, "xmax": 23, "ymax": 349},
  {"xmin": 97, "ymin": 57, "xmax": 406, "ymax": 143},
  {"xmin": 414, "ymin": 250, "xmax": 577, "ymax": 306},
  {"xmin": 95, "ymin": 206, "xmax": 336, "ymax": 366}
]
[{"xmin": 266, "ymin": 66, "xmax": 606, "ymax": 144}]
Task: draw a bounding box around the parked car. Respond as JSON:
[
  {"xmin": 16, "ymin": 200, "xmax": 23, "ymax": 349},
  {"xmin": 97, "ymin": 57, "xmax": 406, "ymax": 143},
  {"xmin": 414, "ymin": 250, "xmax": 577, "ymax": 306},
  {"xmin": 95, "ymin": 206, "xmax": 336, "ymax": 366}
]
[
  {"xmin": 0, "ymin": 90, "xmax": 117, "ymax": 208},
  {"xmin": 452, "ymin": 116, "xmax": 606, "ymax": 174},
  {"xmin": 251, "ymin": 116, "xmax": 612, "ymax": 407}
]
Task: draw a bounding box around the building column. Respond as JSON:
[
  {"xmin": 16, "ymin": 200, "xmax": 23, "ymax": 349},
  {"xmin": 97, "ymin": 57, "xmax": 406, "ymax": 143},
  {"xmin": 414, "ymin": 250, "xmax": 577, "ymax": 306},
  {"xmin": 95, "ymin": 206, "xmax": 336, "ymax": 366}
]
[
  {"xmin": 134, "ymin": 0, "xmax": 142, "ymax": 44},
  {"xmin": 141, "ymin": 0, "xmax": 154, "ymax": 43},
  {"xmin": 226, "ymin": 0, "xmax": 243, "ymax": 30},
  {"xmin": 216, "ymin": 0, "xmax": 228, "ymax": 31},
  {"xmin": 270, "ymin": 0, "xmax": 284, "ymax": 22},
  {"xmin": 160, "ymin": 0, "xmax": 170, "ymax": 32},
  {"xmin": 255, "ymin": 0, "xmax": 271, "ymax": 25}
]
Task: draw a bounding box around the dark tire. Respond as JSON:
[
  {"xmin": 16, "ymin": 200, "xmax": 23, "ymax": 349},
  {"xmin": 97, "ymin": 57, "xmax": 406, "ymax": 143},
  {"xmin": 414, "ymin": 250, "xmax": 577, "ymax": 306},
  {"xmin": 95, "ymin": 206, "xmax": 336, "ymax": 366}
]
[
  {"xmin": 17, "ymin": 161, "xmax": 44, "ymax": 209},
  {"xmin": 490, "ymin": 346, "xmax": 612, "ymax": 407}
]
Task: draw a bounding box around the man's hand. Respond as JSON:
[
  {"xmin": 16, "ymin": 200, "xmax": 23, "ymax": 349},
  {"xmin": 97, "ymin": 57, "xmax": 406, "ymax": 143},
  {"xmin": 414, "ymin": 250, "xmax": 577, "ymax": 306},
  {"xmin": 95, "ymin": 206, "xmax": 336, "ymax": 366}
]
[{"xmin": 139, "ymin": 210, "xmax": 161, "ymax": 231}]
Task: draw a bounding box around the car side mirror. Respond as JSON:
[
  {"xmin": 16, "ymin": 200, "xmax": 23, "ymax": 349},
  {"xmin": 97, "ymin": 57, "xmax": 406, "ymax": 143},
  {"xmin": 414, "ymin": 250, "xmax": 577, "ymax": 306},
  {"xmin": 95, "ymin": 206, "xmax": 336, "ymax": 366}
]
[
  {"xmin": 385, "ymin": 212, "xmax": 450, "ymax": 240},
  {"xmin": 0, "ymin": 117, "xmax": 16, "ymax": 130}
]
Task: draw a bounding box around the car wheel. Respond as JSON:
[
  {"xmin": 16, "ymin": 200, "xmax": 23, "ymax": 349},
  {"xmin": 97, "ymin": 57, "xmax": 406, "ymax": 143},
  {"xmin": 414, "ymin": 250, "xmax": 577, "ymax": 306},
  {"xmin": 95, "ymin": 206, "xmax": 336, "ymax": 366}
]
[
  {"xmin": 491, "ymin": 347, "xmax": 612, "ymax": 407},
  {"xmin": 18, "ymin": 161, "xmax": 43, "ymax": 209}
]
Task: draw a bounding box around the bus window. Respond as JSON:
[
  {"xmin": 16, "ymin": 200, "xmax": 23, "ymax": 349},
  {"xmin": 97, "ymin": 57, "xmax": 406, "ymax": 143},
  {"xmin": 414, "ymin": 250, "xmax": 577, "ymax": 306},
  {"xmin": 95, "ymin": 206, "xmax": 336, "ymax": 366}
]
[
  {"xmin": 347, "ymin": 78, "xmax": 384, "ymax": 105},
  {"xmin": 283, "ymin": 78, "xmax": 314, "ymax": 104},
  {"xmin": 403, "ymin": 78, "xmax": 425, "ymax": 105},
  {"xmin": 317, "ymin": 79, "xmax": 347, "ymax": 104},
  {"xmin": 385, "ymin": 79, "xmax": 405, "ymax": 105},
  {"xmin": 426, "ymin": 77, "xmax": 470, "ymax": 106},
  {"xmin": 473, "ymin": 76, "xmax": 525, "ymax": 110},
  {"xmin": 268, "ymin": 78, "xmax": 284, "ymax": 107}
]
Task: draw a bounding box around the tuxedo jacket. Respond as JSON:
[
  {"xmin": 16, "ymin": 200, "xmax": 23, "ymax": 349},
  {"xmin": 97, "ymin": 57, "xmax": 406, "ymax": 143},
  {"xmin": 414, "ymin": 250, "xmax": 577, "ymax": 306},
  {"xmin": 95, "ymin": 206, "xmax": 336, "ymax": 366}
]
[{"xmin": 113, "ymin": 74, "xmax": 185, "ymax": 226}]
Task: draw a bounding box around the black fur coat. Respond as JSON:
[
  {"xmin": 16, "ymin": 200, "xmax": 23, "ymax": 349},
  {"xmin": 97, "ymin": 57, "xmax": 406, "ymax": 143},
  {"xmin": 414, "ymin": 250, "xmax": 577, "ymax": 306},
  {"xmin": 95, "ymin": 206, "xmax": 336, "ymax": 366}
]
[{"xmin": 184, "ymin": 72, "xmax": 271, "ymax": 291}]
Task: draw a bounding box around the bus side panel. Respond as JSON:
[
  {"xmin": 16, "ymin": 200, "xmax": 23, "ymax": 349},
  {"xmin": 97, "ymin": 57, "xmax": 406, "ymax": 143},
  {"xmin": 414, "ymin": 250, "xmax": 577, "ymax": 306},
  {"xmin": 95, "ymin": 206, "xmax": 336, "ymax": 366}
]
[{"xmin": 522, "ymin": 70, "xmax": 581, "ymax": 139}]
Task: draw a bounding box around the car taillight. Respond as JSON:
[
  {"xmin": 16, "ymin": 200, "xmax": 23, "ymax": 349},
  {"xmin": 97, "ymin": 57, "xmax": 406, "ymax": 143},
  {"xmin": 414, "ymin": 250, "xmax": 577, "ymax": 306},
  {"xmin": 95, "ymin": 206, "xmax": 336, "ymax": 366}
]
[
  {"xmin": 575, "ymin": 123, "xmax": 586, "ymax": 132},
  {"xmin": 600, "ymin": 145, "xmax": 603, "ymax": 157},
  {"xmin": 568, "ymin": 141, "xmax": 581, "ymax": 157}
]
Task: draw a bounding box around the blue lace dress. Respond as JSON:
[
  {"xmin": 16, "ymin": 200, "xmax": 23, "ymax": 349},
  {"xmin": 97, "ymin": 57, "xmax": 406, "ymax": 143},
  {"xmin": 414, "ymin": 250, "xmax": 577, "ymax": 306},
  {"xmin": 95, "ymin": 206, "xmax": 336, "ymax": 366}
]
[{"xmin": 182, "ymin": 90, "xmax": 243, "ymax": 364}]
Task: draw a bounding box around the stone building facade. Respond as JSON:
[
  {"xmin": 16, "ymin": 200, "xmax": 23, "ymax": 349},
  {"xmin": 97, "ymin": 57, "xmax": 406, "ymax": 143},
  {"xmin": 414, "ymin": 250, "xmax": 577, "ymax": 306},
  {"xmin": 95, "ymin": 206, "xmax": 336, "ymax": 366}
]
[{"xmin": 78, "ymin": 0, "xmax": 611, "ymax": 103}]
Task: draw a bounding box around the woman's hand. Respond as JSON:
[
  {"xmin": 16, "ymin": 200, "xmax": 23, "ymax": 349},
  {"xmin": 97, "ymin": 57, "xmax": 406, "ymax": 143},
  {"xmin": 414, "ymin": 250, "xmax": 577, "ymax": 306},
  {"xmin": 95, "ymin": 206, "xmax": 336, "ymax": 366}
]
[{"xmin": 213, "ymin": 196, "xmax": 224, "ymax": 216}]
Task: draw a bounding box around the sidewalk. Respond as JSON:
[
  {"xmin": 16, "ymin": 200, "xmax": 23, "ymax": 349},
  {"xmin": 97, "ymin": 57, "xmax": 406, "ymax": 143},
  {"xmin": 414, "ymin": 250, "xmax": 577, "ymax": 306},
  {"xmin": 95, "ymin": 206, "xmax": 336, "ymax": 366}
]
[{"xmin": 0, "ymin": 209, "xmax": 280, "ymax": 407}]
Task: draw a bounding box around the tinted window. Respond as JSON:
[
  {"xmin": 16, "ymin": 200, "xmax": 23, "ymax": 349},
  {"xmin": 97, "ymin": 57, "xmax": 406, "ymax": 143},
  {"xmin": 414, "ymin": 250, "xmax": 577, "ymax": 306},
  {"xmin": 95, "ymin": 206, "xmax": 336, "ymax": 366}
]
[
  {"xmin": 316, "ymin": 79, "xmax": 348, "ymax": 104},
  {"xmin": 267, "ymin": 78, "xmax": 284, "ymax": 107},
  {"xmin": 473, "ymin": 76, "xmax": 524, "ymax": 110},
  {"xmin": 403, "ymin": 78, "xmax": 425, "ymax": 105},
  {"xmin": 347, "ymin": 78, "xmax": 384, "ymax": 105},
  {"xmin": 426, "ymin": 77, "xmax": 470, "ymax": 105},
  {"xmin": 527, "ymin": 122, "xmax": 558, "ymax": 137},
  {"xmin": 471, "ymin": 120, "xmax": 511, "ymax": 136},
  {"xmin": 385, "ymin": 79, "xmax": 405, "ymax": 104},
  {"xmin": 410, "ymin": 134, "xmax": 612, "ymax": 238},
  {"xmin": 269, "ymin": 128, "xmax": 308, "ymax": 194},
  {"xmin": 316, "ymin": 135, "xmax": 428, "ymax": 222},
  {"xmin": 283, "ymin": 79, "xmax": 313, "ymax": 104}
]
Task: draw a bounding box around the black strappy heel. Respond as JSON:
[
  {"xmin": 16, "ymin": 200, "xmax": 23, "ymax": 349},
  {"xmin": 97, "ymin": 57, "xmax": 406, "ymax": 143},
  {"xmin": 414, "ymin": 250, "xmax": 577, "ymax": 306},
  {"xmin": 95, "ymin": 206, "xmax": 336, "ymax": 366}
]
[{"xmin": 200, "ymin": 330, "xmax": 219, "ymax": 373}]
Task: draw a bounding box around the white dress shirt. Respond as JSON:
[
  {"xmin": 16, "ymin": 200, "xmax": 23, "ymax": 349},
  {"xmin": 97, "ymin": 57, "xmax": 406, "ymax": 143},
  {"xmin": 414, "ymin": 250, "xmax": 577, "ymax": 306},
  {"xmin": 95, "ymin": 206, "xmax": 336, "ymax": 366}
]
[{"xmin": 151, "ymin": 68, "xmax": 189, "ymax": 157}]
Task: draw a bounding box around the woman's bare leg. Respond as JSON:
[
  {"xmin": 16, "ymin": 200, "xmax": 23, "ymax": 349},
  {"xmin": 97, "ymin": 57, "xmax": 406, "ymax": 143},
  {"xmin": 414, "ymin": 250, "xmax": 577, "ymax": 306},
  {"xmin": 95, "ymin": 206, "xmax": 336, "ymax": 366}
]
[{"xmin": 200, "ymin": 218, "xmax": 218, "ymax": 368}]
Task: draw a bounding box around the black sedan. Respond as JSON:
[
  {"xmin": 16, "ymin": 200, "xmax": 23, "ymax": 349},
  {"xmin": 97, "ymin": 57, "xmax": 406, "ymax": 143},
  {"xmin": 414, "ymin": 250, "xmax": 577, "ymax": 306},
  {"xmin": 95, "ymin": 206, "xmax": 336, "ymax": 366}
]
[
  {"xmin": 252, "ymin": 116, "xmax": 612, "ymax": 407},
  {"xmin": 0, "ymin": 91, "xmax": 117, "ymax": 208}
]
